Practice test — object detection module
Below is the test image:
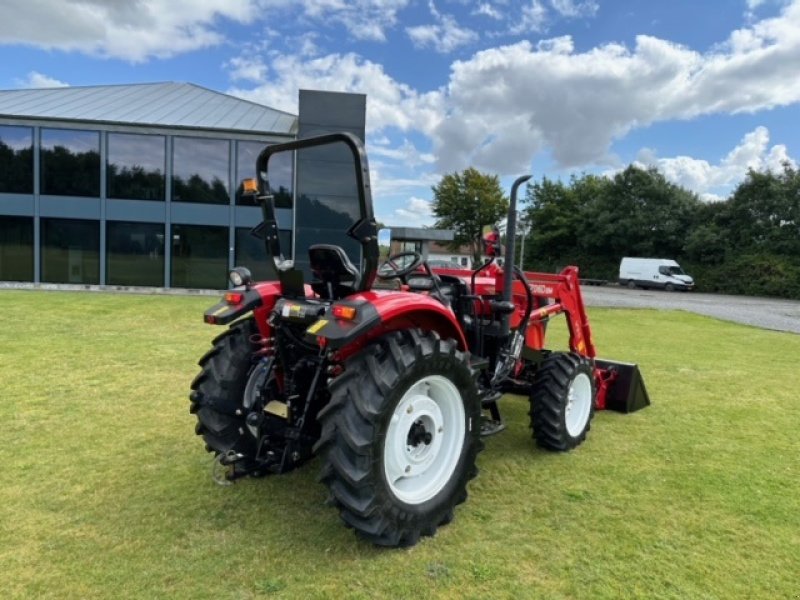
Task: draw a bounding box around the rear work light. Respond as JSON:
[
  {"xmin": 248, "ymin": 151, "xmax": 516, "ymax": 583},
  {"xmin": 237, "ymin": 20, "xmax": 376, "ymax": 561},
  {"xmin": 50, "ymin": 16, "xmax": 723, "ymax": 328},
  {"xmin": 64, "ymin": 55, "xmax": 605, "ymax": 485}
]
[
  {"xmin": 225, "ymin": 292, "xmax": 244, "ymax": 305},
  {"xmin": 332, "ymin": 305, "xmax": 357, "ymax": 320},
  {"xmin": 241, "ymin": 178, "xmax": 259, "ymax": 194}
]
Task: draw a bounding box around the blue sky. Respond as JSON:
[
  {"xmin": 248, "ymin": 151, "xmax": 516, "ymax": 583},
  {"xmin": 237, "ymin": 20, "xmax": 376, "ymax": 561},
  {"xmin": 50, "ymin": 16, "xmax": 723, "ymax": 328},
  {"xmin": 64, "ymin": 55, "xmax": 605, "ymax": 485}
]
[{"xmin": 1, "ymin": 0, "xmax": 799, "ymax": 227}]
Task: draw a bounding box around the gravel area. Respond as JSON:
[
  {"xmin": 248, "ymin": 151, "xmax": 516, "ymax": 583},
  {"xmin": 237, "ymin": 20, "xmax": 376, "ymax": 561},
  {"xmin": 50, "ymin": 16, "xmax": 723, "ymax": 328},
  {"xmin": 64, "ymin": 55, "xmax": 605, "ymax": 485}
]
[
  {"xmin": 581, "ymin": 285, "xmax": 800, "ymax": 334},
  {"xmin": 4, "ymin": 280, "xmax": 799, "ymax": 334}
]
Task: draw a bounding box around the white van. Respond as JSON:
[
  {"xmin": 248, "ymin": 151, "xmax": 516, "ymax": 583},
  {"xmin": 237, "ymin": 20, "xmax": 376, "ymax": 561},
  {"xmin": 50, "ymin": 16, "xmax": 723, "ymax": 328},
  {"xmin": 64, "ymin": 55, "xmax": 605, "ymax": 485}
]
[{"xmin": 619, "ymin": 257, "xmax": 694, "ymax": 291}]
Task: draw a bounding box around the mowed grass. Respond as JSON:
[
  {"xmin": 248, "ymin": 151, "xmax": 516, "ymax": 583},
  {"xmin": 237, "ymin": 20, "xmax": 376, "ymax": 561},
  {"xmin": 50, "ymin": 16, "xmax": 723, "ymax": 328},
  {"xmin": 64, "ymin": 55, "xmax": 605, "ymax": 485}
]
[{"xmin": 1, "ymin": 289, "xmax": 798, "ymax": 600}]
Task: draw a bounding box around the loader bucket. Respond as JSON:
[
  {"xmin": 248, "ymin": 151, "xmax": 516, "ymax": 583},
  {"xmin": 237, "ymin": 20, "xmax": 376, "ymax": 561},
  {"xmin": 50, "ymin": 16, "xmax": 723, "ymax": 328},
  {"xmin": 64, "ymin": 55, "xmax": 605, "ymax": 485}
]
[{"xmin": 595, "ymin": 359, "xmax": 650, "ymax": 413}]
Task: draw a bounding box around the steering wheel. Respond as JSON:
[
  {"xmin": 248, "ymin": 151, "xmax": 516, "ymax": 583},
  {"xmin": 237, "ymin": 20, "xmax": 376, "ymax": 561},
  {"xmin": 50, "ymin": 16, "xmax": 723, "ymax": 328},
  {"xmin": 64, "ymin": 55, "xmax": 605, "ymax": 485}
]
[{"xmin": 377, "ymin": 251, "xmax": 424, "ymax": 282}]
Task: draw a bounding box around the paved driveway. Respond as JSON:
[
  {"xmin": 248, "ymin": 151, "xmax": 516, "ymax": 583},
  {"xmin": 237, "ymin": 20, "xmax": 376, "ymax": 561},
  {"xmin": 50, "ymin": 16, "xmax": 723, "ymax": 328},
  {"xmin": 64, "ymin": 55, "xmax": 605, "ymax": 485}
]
[{"xmin": 581, "ymin": 286, "xmax": 800, "ymax": 334}]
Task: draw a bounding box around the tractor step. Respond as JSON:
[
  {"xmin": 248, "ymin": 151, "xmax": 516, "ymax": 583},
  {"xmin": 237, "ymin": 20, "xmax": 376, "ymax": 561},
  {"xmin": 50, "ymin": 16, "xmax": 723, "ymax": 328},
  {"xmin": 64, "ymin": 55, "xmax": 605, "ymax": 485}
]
[
  {"xmin": 499, "ymin": 377, "xmax": 531, "ymax": 395},
  {"xmin": 469, "ymin": 356, "xmax": 490, "ymax": 371},
  {"xmin": 480, "ymin": 418, "xmax": 506, "ymax": 437},
  {"xmin": 481, "ymin": 390, "xmax": 502, "ymax": 407}
]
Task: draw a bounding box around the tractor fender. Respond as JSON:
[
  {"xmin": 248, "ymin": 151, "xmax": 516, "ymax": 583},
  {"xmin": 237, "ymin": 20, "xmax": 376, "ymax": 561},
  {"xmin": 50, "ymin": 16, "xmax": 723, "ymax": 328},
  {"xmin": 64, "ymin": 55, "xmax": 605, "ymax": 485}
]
[
  {"xmin": 202, "ymin": 281, "xmax": 283, "ymax": 338},
  {"xmin": 306, "ymin": 291, "xmax": 468, "ymax": 355}
]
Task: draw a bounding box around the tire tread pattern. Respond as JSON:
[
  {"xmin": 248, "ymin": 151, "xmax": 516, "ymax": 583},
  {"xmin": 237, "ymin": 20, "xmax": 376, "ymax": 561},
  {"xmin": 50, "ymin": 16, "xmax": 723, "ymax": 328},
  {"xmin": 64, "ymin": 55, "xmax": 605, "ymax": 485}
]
[
  {"xmin": 189, "ymin": 319, "xmax": 257, "ymax": 457},
  {"xmin": 529, "ymin": 352, "xmax": 595, "ymax": 452},
  {"xmin": 314, "ymin": 329, "xmax": 482, "ymax": 547}
]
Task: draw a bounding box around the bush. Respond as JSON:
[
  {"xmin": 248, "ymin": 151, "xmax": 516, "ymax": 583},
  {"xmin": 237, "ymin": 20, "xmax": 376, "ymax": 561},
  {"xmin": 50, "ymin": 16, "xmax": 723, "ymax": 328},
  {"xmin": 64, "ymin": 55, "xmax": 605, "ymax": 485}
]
[{"xmin": 684, "ymin": 254, "xmax": 800, "ymax": 299}]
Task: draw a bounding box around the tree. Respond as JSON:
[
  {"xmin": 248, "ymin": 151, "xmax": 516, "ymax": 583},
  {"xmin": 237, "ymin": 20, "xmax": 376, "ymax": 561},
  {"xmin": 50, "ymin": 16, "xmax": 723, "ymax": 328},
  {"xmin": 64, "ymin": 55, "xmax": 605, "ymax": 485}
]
[
  {"xmin": 724, "ymin": 166, "xmax": 800, "ymax": 257},
  {"xmin": 431, "ymin": 168, "xmax": 508, "ymax": 263}
]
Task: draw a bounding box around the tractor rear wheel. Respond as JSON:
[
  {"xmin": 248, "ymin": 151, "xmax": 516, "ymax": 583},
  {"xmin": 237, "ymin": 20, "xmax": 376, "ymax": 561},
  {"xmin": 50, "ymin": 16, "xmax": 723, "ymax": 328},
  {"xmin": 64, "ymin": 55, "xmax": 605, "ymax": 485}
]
[
  {"xmin": 314, "ymin": 330, "xmax": 482, "ymax": 547},
  {"xmin": 529, "ymin": 352, "xmax": 595, "ymax": 451},
  {"xmin": 189, "ymin": 319, "xmax": 260, "ymax": 472}
]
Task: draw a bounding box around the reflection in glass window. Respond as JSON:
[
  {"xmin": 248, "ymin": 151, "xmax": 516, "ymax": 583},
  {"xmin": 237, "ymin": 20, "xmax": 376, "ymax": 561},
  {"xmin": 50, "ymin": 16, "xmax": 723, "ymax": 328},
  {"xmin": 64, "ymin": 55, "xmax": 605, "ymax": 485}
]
[
  {"xmin": 0, "ymin": 217, "xmax": 33, "ymax": 281},
  {"xmin": 107, "ymin": 221, "xmax": 165, "ymax": 286},
  {"xmin": 107, "ymin": 133, "xmax": 166, "ymax": 201},
  {"xmin": 0, "ymin": 126, "xmax": 33, "ymax": 194},
  {"xmin": 235, "ymin": 227, "xmax": 292, "ymax": 282},
  {"xmin": 40, "ymin": 129, "xmax": 100, "ymax": 197},
  {"xmin": 171, "ymin": 224, "xmax": 228, "ymax": 289},
  {"xmin": 236, "ymin": 141, "xmax": 293, "ymax": 207},
  {"xmin": 41, "ymin": 218, "xmax": 99, "ymax": 284},
  {"xmin": 172, "ymin": 137, "xmax": 229, "ymax": 204}
]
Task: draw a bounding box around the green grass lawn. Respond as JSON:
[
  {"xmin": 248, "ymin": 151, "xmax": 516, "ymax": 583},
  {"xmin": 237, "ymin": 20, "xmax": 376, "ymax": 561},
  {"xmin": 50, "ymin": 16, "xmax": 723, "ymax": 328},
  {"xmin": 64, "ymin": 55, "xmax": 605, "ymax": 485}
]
[{"xmin": 1, "ymin": 289, "xmax": 798, "ymax": 599}]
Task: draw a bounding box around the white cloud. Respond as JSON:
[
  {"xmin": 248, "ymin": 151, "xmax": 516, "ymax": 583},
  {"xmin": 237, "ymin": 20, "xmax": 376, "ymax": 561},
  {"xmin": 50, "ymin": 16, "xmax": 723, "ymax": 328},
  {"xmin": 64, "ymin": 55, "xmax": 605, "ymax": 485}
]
[
  {"xmin": 380, "ymin": 196, "xmax": 433, "ymax": 228},
  {"xmin": 549, "ymin": 0, "xmax": 599, "ymax": 18},
  {"xmin": 406, "ymin": 2, "xmax": 478, "ymax": 53},
  {"xmin": 228, "ymin": 52, "xmax": 444, "ymax": 133},
  {"xmin": 474, "ymin": 3, "xmax": 504, "ymax": 20},
  {"xmin": 407, "ymin": 16, "xmax": 479, "ymax": 53},
  {"xmin": 226, "ymin": 1, "xmax": 800, "ymax": 179},
  {"xmin": 259, "ymin": 0, "xmax": 410, "ymax": 42},
  {"xmin": 431, "ymin": 0, "xmax": 800, "ymax": 173},
  {"xmin": 510, "ymin": 0, "xmax": 549, "ymax": 34},
  {"xmin": 636, "ymin": 126, "xmax": 797, "ymax": 199},
  {"xmin": 15, "ymin": 71, "xmax": 69, "ymax": 88},
  {"xmin": 369, "ymin": 139, "xmax": 435, "ymax": 166},
  {"xmin": 0, "ymin": 0, "xmax": 409, "ymax": 60},
  {"xmin": 226, "ymin": 56, "xmax": 268, "ymax": 84},
  {"xmin": 0, "ymin": 0, "xmax": 255, "ymax": 61}
]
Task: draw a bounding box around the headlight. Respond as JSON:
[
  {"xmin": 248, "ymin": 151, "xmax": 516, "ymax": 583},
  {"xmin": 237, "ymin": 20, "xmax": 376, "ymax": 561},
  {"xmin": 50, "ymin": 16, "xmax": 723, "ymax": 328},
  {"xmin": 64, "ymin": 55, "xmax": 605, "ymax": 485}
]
[{"xmin": 229, "ymin": 266, "xmax": 253, "ymax": 288}]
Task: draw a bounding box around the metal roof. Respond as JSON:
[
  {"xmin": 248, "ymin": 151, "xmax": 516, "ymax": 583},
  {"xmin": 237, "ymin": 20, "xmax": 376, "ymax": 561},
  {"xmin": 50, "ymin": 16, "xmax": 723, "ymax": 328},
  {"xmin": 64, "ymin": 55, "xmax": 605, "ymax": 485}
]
[{"xmin": 0, "ymin": 82, "xmax": 297, "ymax": 135}]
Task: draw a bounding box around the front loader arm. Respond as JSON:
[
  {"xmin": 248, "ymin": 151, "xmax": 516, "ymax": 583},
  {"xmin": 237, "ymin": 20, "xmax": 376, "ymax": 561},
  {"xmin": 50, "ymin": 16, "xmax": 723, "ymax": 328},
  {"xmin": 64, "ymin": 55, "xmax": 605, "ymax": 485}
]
[{"xmin": 516, "ymin": 266, "xmax": 596, "ymax": 357}]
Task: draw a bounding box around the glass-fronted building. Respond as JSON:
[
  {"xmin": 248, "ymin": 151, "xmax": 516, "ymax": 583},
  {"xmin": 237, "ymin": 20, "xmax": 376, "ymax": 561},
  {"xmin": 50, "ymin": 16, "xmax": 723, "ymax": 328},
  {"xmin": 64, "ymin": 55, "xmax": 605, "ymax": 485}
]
[{"xmin": 0, "ymin": 82, "xmax": 348, "ymax": 289}]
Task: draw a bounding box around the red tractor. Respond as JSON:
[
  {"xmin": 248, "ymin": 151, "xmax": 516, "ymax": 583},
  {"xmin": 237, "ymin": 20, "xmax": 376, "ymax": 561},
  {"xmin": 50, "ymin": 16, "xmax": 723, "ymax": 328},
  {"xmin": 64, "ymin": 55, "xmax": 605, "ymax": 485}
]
[{"xmin": 190, "ymin": 133, "xmax": 649, "ymax": 547}]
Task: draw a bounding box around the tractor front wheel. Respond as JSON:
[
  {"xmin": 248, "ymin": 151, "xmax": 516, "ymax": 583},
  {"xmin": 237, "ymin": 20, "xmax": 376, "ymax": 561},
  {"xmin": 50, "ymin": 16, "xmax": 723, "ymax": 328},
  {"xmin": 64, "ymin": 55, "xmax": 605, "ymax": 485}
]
[
  {"xmin": 529, "ymin": 352, "xmax": 595, "ymax": 451},
  {"xmin": 314, "ymin": 330, "xmax": 482, "ymax": 547}
]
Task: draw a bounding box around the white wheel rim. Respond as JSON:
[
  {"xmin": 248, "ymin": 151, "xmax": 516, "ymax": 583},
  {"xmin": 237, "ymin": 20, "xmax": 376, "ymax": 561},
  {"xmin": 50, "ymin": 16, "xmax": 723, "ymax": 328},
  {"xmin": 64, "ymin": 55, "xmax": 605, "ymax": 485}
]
[
  {"xmin": 383, "ymin": 375, "xmax": 466, "ymax": 505},
  {"xmin": 565, "ymin": 372, "xmax": 592, "ymax": 437}
]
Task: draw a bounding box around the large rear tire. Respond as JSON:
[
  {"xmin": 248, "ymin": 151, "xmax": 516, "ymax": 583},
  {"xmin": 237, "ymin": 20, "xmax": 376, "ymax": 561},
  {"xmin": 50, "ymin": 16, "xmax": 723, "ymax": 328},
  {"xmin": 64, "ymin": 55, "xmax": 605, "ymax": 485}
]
[
  {"xmin": 529, "ymin": 352, "xmax": 595, "ymax": 451},
  {"xmin": 314, "ymin": 330, "xmax": 482, "ymax": 547},
  {"xmin": 189, "ymin": 319, "xmax": 259, "ymax": 468}
]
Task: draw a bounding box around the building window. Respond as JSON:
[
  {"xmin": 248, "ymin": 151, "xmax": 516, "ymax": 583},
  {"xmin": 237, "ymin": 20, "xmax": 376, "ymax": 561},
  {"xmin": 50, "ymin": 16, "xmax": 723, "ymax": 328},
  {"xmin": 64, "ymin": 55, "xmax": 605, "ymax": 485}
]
[
  {"xmin": 107, "ymin": 221, "xmax": 165, "ymax": 287},
  {"xmin": 235, "ymin": 227, "xmax": 292, "ymax": 282},
  {"xmin": 41, "ymin": 218, "xmax": 99, "ymax": 284},
  {"xmin": 236, "ymin": 141, "xmax": 293, "ymax": 208},
  {"xmin": 171, "ymin": 224, "xmax": 228, "ymax": 289},
  {"xmin": 40, "ymin": 129, "xmax": 100, "ymax": 197},
  {"xmin": 172, "ymin": 137, "xmax": 230, "ymax": 204},
  {"xmin": 0, "ymin": 216, "xmax": 33, "ymax": 281},
  {"xmin": 107, "ymin": 133, "xmax": 166, "ymax": 201},
  {"xmin": 0, "ymin": 126, "xmax": 33, "ymax": 194}
]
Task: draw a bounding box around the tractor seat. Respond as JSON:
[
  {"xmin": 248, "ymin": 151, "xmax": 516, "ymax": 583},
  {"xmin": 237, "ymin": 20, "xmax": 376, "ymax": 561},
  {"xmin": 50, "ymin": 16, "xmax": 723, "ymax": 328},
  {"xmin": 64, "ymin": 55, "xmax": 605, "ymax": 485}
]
[{"xmin": 308, "ymin": 244, "xmax": 361, "ymax": 300}]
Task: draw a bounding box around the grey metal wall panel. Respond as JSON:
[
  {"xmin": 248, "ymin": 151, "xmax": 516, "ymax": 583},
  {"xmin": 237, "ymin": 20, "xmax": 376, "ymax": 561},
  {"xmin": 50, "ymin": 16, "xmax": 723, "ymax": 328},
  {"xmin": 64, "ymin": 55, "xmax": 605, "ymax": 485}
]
[
  {"xmin": 170, "ymin": 202, "xmax": 229, "ymax": 226},
  {"xmin": 39, "ymin": 196, "xmax": 101, "ymax": 219},
  {"xmin": 234, "ymin": 205, "xmax": 293, "ymax": 229},
  {"xmin": 0, "ymin": 196, "xmax": 34, "ymax": 216},
  {"xmin": 297, "ymin": 91, "xmax": 366, "ymax": 129},
  {"xmin": 294, "ymin": 91, "xmax": 367, "ymax": 277},
  {"xmin": 106, "ymin": 200, "xmax": 167, "ymax": 223}
]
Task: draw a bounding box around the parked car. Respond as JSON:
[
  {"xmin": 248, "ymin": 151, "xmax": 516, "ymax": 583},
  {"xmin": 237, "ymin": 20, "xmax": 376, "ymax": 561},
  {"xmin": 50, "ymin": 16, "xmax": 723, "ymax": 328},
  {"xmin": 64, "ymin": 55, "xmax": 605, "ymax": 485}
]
[{"xmin": 619, "ymin": 257, "xmax": 694, "ymax": 291}]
